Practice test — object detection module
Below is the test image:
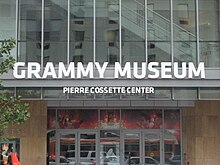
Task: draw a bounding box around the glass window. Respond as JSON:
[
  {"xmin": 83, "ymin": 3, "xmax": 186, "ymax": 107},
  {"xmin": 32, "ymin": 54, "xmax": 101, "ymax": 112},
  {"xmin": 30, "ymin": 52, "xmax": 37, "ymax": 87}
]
[
  {"xmin": 199, "ymin": 0, "xmax": 220, "ymax": 67},
  {"xmin": 18, "ymin": 0, "xmax": 42, "ymax": 64},
  {"xmin": 174, "ymin": 88, "xmax": 197, "ymax": 100},
  {"xmin": 16, "ymin": 87, "xmax": 41, "ymax": 98},
  {"xmin": 164, "ymin": 130, "xmax": 181, "ymax": 165},
  {"xmin": 70, "ymin": 0, "xmax": 93, "ymax": 64},
  {"xmin": 147, "ymin": 0, "xmax": 171, "ymax": 63},
  {"xmin": 0, "ymin": 87, "xmax": 14, "ymax": 96},
  {"xmin": 0, "ymin": 0, "xmax": 16, "ymax": 40},
  {"xmin": 43, "ymin": 87, "xmax": 67, "ymax": 99},
  {"xmin": 44, "ymin": 0, "xmax": 68, "ymax": 65},
  {"xmin": 173, "ymin": 0, "xmax": 197, "ymax": 65},
  {"xmin": 200, "ymin": 88, "xmax": 220, "ymax": 99},
  {"xmin": 148, "ymin": 88, "xmax": 172, "ymax": 100},
  {"xmin": 122, "ymin": 0, "xmax": 145, "ymax": 65},
  {"xmin": 100, "ymin": 130, "xmax": 120, "ymax": 165},
  {"xmin": 96, "ymin": 0, "xmax": 119, "ymax": 65}
]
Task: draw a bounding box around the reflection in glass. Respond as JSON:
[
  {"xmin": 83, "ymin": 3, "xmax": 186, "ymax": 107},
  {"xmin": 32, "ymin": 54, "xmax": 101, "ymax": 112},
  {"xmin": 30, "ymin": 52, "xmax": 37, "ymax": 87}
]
[
  {"xmin": 173, "ymin": 0, "xmax": 197, "ymax": 64},
  {"xmin": 200, "ymin": 88, "xmax": 220, "ymax": 99},
  {"xmin": 70, "ymin": 0, "xmax": 93, "ymax": 64},
  {"xmin": 44, "ymin": 0, "xmax": 68, "ymax": 65},
  {"xmin": 199, "ymin": 0, "xmax": 220, "ymax": 67},
  {"xmin": 122, "ymin": 110, "xmax": 162, "ymax": 129},
  {"xmin": 60, "ymin": 133, "xmax": 76, "ymax": 163},
  {"xmin": 148, "ymin": 88, "xmax": 172, "ymax": 100},
  {"xmin": 47, "ymin": 130, "xmax": 56, "ymax": 164},
  {"xmin": 43, "ymin": 87, "xmax": 67, "ymax": 99},
  {"xmin": 80, "ymin": 133, "xmax": 96, "ymax": 164},
  {"xmin": 145, "ymin": 133, "xmax": 160, "ymax": 164},
  {"xmin": 100, "ymin": 110, "xmax": 120, "ymax": 129},
  {"xmin": 100, "ymin": 130, "xmax": 120, "ymax": 165},
  {"xmin": 18, "ymin": 0, "xmax": 42, "ymax": 63},
  {"xmin": 124, "ymin": 133, "xmax": 140, "ymax": 164},
  {"xmin": 47, "ymin": 109, "xmax": 56, "ymax": 129},
  {"xmin": 164, "ymin": 110, "xmax": 180, "ymax": 129},
  {"xmin": 16, "ymin": 87, "xmax": 41, "ymax": 98},
  {"xmin": 174, "ymin": 88, "xmax": 197, "ymax": 100},
  {"xmin": 57, "ymin": 109, "xmax": 98, "ymax": 129},
  {"xmin": 0, "ymin": 0, "xmax": 16, "ymax": 40},
  {"xmin": 147, "ymin": 0, "xmax": 171, "ymax": 63},
  {"xmin": 164, "ymin": 130, "xmax": 181, "ymax": 165},
  {"xmin": 0, "ymin": 87, "xmax": 14, "ymax": 97},
  {"xmin": 96, "ymin": 0, "xmax": 119, "ymax": 65},
  {"xmin": 122, "ymin": 0, "xmax": 145, "ymax": 64}
]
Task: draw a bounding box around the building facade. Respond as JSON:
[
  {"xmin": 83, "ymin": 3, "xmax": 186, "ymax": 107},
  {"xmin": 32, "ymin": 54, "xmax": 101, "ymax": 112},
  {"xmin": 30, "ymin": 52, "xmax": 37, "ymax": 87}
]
[{"xmin": 1, "ymin": 0, "xmax": 220, "ymax": 165}]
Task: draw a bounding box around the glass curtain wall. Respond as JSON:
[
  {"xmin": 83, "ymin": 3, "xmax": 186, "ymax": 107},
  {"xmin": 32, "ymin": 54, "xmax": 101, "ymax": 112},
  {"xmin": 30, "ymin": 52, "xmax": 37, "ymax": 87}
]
[
  {"xmin": 0, "ymin": 0, "xmax": 16, "ymax": 61},
  {"xmin": 12, "ymin": 0, "xmax": 220, "ymax": 68},
  {"xmin": 44, "ymin": 0, "xmax": 68, "ymax": 65},
  {"xmin": 70, "ymin": 0, "xmax": 93, "ymax": 64},
  {"xmin": 96, "ymin": 0, "xmax": 119, "ymax": 65},
  {"xmin": 199, "ymin": 0, "xmax": 220, "ymax": 67},
  {"xmin": 173, "ymin": 0, "xmax": 197, "ymax": 65},
  {"xmin": 122, "ymin": 0, "xmax": 145, "ymax": 65},
  {"xmin": 18, "ymin": 0, "xmax": 42, "ymax": 64},
  {"xmin": 147, "ymin": 0, "xmax": 171, "ymax": 63}
]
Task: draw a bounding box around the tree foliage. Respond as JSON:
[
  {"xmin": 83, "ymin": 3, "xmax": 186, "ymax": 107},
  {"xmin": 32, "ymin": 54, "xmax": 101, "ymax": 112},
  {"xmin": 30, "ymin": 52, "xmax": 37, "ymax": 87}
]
[{"xmin": 0, "ymin": 38, "xmax": 30, "ymax": 140}]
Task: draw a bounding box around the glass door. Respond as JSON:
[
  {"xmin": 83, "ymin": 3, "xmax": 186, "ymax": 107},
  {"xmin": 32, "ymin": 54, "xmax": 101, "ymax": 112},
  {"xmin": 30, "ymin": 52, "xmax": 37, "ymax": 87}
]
[
  {"xmin": 58, "ymin": 133, "xmax": 76, "ymax": 164},
  {"xmin": 79, "ymin": 133, "xmax": 97, "ymax": 165},
  {"xmin": 122, "ymin": 131, "xmax": 162, "ymax": 165},
  {"xmin": 57, "ymin": 131, "xmax": 97, "ymax": 165},
  {"xmin": 144, "ymin": 133, "xmax": 161, "ymax": 165}
]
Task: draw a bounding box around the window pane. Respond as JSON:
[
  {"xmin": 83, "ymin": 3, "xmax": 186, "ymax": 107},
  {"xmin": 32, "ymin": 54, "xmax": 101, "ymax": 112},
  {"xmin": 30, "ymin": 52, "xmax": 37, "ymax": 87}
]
[
  {"xmin": 199, "ymin": 0, "xmax": 220, "ymax": 67},
  {"xmin": 18, "ymin": 0, "xmax": 42, "ymax": 63},
  {"xmin": 96, "ymin": 0, "xmax": 119, "ymax": 65},
  {"xmin": 122, "ymin": 0, "xmax": 145, "ymax": 64},
  {"xmin": 173, "ymin": 0, "xmax": 197, "ymax": 65},
  {"xmin": 44, "ymin": 0, "xmax": 68, "ymax": 65},
  {"xmin": 147, "ymin": 0, "xmax": 171, "ymax": 63},
  {"xmin": 174, "ymin": 88, "xmax": 197, "ymax": 100},
  {"xmin": 43, "ymin": 87, "xmax": 67, "ymax": 99},
  {"xmin": 0, "ymin": 0, "xmax": 16, "ymax": 40},
  {"xmin": 148, "ymin": 88, "xmax": 171, "ymax": 100},
  {"xmin": 16, "ymin": 87, "xmax": 41, "ymax": 98},
  {"xmin": 200, "ymin": 88, "xmax": 220, "ymax": 99},
  {"xmin": 70, "ymin": 0, "xmax": 93, "ymax": 64}
]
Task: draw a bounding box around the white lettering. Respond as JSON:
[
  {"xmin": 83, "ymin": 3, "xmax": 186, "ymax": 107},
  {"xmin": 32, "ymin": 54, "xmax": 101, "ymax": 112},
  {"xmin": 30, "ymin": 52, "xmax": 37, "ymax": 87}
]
[
  {"xmin": 114, "ymin": 62, "xmax": 131, "ymax": 78},
  {"xmin": 58, "ymin": 62, "xmax": 75, "ymax": 78},
  {"xmin": 77, "ymin": 62, "xmax": 93, "ymax": 78},
  {"xmin": 161, "ymin": 62, "xmax": 172, "ymax": 78},
  {"xmin": 95, "ymin": 62, "xmax": 108, "ymax": 78},
  {"xmin": 174, "ymin": 62, "xmax": 187, "ymax": 79},
  {"xmin": 42, "ymin": 62, "xmax": 57, "ymax": 78},
  {"xmin": 148, "ymin": 62, "xmax": 159, "ymax": 79},
  {"xmin": 27, "ymin": 62, "xmax": 41, "ymax": 78},
  {"xmin": 13, "ymin": 62, "xmax": 25, "ymax": 79},
  {"xmin": 133, "ymin": 62, "xmax": 146, "ymax": 79},
  {"xmin": 188, "ymin": 62, "xmax": 205, "ymax": 78}
]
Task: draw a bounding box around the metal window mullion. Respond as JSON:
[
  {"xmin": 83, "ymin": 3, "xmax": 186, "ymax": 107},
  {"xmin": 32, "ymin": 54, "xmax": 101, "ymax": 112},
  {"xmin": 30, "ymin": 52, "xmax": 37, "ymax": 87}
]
[
  {"xmin": 16, "ymin": 0, "xmax": 19, "ymax": 61},
  {"xmin": 67, "ymin": 0, "xmax": 70, "ymax": 64},
  {"xmin": 93, "ymin": 0, "xmax": 96, "ymax": 63},
  {"xmin": 119, "ymin": 0, "xmax": 122, "ymax": 64},
  {"xmin": 180, "ymin": 109, "xmax": 183, "ymax": 165},
  {"xmin": 196, "ymin": 0, "xmax": 200, "ymax": 66},
  {"xmin": 145, "ymin": 0, "xmax": 148, "ymax": 63},
  {"xmin": 41, "ymin": 0, "xmax": 45, "ymax": 68},
  {"xmin": 170, "ymin": 0, "xmax": 174, "ymax": 66}
]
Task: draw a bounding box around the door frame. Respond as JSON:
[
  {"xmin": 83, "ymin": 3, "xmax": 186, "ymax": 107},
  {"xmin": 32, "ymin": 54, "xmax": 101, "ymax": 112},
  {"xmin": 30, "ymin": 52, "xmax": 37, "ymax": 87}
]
[
  {"xmin": 56, "ymin": 129, "xmax": 98, "ymax": 165},
  {"xmin": 121, "ymin": 129, "xmax": 163, "ymax": 165}
]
